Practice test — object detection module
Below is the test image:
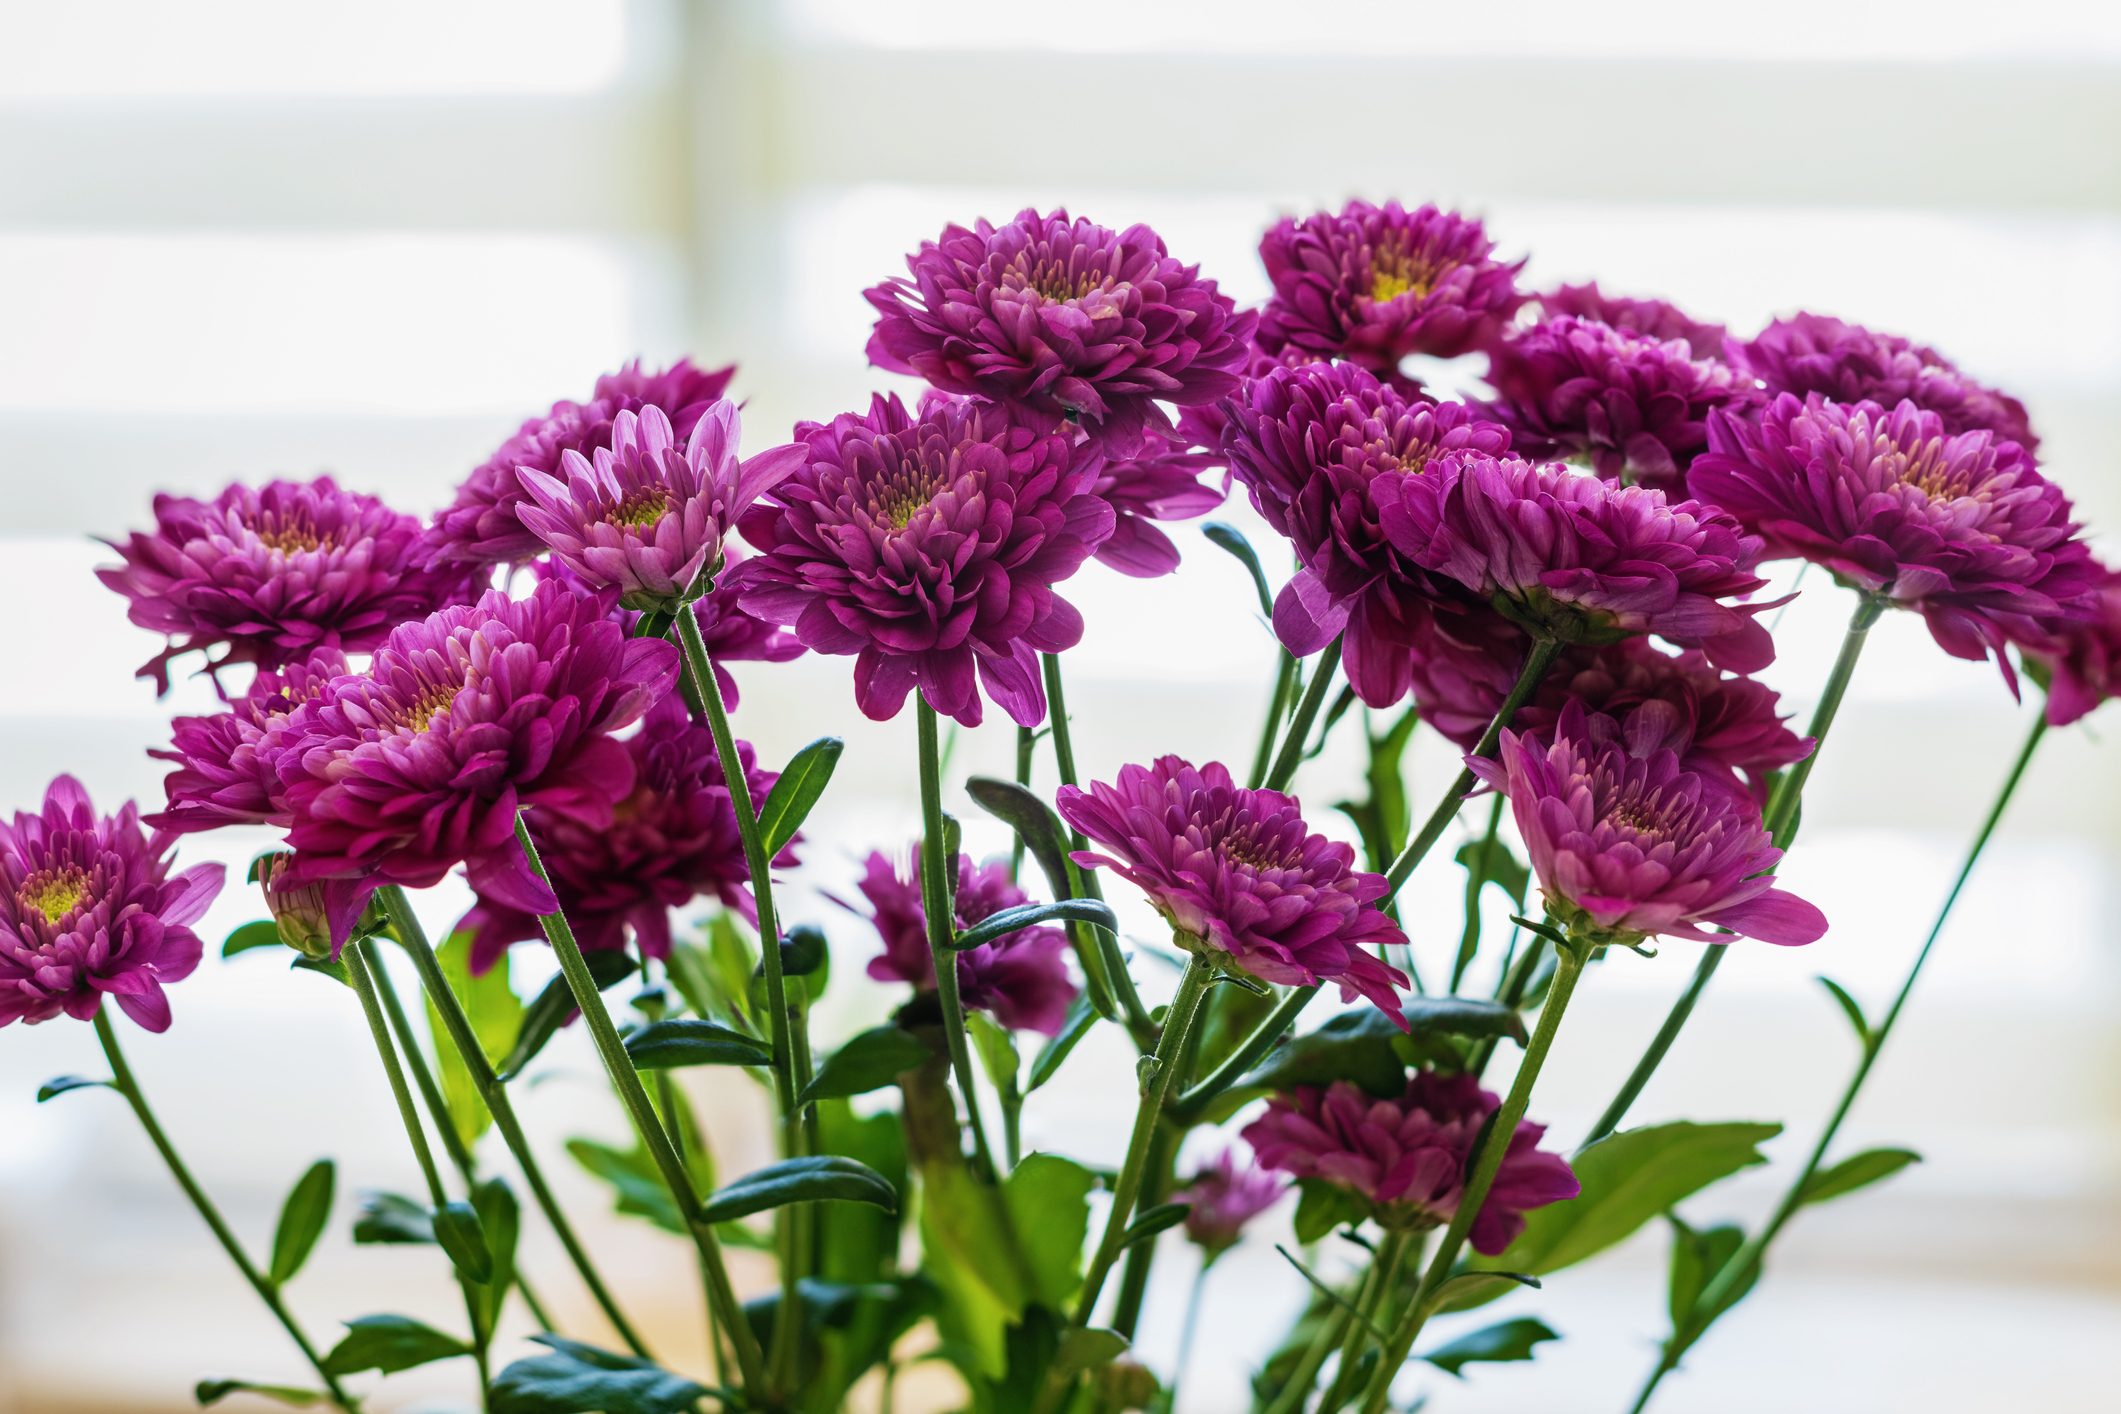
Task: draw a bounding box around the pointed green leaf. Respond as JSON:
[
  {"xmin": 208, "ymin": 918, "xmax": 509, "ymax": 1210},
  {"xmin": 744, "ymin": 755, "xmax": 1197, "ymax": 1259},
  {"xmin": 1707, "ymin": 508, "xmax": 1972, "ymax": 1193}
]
[
  {"xmin": 951, "ymin": 898, "xmax": 1116, "ymax": 953},
  {"xmin": 1119, "ymin": 1201, "xmax": 1191, "ymax": 1250},
  {"xmin": 490, "ymin": 1336, "xmax": 709, "ymax": 1414},
  {"xmin": 472, "ymin": 1177, "xmax": 521, "ymax": 1331},
  {"xmin": 758, "ymin": 736, "xmax": 844, "ymax": 856},
  {"xmin": 968, "ymin": 1012, "xmax": 1020, "ymax": 1094},
  {"xmin": 267, "ymin": 1159, "xmax": 334, "ymax": 1286},
  {"xmin": 500, "ymin": 951, "xmax": 637, "ymax": 1081},
  {"xmin": 965, "ymin": 776, "xmax": 1126, "ymax": 1024},
  {"xmin": 700, "ymin": 1155, "xmax": 899, "ymax": 1224},
  {"xmin": 1799, "ymin": 1147, "xmax": 1920, "ymax": 1207},
  {"xmin": 1435, "ymin": 1270, "xmax": 1542, "ymax": 1307},
  {"xmin": 1003, "ymin": 1153, "xmax": 1097, "ymax": 1306},
  {"xmin": 36, "ymin": 1074, "xmax": 111, "ymax": 1103},
  {"xmin": 351, "ymin": 1191, "xmax": 434, "ymax": 1245},
  {"xmin": 1027, "ymin": 994, "xmax": 1099, "ymax": 1092},
  {"xmin": 567, "ymin": 1138, "xmax": 685, "ymax": 1234},
  {"xmin": 222, "ymin": 919, "xmax": 285, "ymax": 958},
  {"xmin": 195, "ymin": 1380, "xmax": 326, "ymax": 1407},
  {"xmin": 1055, "ymin": 1326, "xmax": 1131, "ymax": 1381},
  {"xmin": 623, "ymin": 1017, "xmax": 772, "ymax": 1071},
  {"xmin": 1202, "ymin": 521, "xmax": 1276, "ymax": 619},
  {"xmin": 1666, "ymin": 1216, "xmax": 1753, "ymax": 1327},
  {"xmin": 1421, "ymin": 1317, "xmax": 1559, "ymax": 1376},
  {"xmin": 1403, "ymin": 995, "xmax": 1528, "ymax": 1045},
  {"xmin": 1817, "ymin": 975, "xmax": 1872, "ymax": 1050},
  {"xmin": 798, "ymin": 1024, "xmax": 931, "ymax": 1106},
  {"xmin": 1291, "ymin": 1178, "xmax": 1369, "ymax": 1244},
  {"xmin": 433, "ymin": 1200, "xmax": 493, "ymax": 1285},
  {"xmin": 321, "ymin": 1314, "xmax": 472, "ymax": 1377},
  {"xmin": 1455, "ymin": 836, "xmax": 1530, "ymax": 910},
  {"xmin": 1274, "ymin": 1244, "xmax": 1387, "ymax": 1343}
]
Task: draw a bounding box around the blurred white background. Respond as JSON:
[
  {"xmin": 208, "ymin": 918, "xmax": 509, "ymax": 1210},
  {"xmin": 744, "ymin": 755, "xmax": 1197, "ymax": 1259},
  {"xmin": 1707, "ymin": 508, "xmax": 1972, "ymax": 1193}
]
[{"xmin": 3, "ymin": 2, "xmax": 2119, "ymax": 1410}]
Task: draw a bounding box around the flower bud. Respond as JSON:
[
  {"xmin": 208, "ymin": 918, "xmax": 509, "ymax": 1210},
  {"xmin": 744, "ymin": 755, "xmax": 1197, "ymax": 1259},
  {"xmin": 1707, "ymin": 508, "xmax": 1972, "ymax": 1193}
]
[{"xmin": 252, "ymin": 852, "xmax": 335, "ymax": 960}]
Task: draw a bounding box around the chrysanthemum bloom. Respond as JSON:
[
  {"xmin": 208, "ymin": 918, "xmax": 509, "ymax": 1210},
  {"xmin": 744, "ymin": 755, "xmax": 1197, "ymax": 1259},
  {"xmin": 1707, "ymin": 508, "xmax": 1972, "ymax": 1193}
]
[
  {"xmin": 1176, "ymin": 1148, "xmax": 1285, "ymax": 1256},
  {"xmin": 1469, "ymin": 702, "xmax": 1828, "ymax": 948},
  {"xmin": 2024, "ymin": 563, "xmax": 2121, "ymax": 726},
  {"xmin": 1255, "ymin": 201, "xmax": 1525, "ymax": 372},
  {"xmin": 98, "ymin": 478, "xmax": 474, "ymax": 692},
  {"xmin": 1729, "ymin": 313, "xmax": 2038, "ymax": 451},
  {"xmin": 852, "ymin": 848, "xmax": 1077, "ymax": 1036},
  {"xmin": 1088, "ymin": 441, "xmax": 1227, "ymax": 577},
  {"xmin": 736, "ymin": 394, "xmax": 1113, "ymax": 727},
  {"xmin": 149, "ymin": 648, "xmax": 350, "ymax": 834},
  {"xmin": 537, "ymin": 555, "xmax": 800, "ymax": 708},
  {"xmin": 1056, "ymin": 756, "xmax": 1408, "ymax": 1020},
  {"xmin": 1537, "ymin": 282, "xmax": 1726, "ymax": 359},
  {"xmin": 425, "ymin": 357, "xmax": 737, "ymax": 568},
  {"xmin": 1, "ymin": 776, "xmax": 222, "ymax": 1033},
  {"xmin": 1486, "ymin": 316, "xmax": 1763, "ymax": 491},
  {"xmin": 1222, "ymin": 360, "xmax": 1512, "ymax": 706},
  {"xmin": 516, "ymin": 402, "xmax": 805, "ymax": 612},
  {"xmin": 1691, "ymin": 395, "xmax": 2097, "ymax": 679},
  {"xmin": 865, "ymin": 208, "xmax": 1255, "ymax": 451},
  {"xmin": 1379, "ymin": 452, "xmax": 1779, "ymax": 672},
  {"xmin": 270, "ymin": 579, "xmax": 677, "ymax": 950},
  {"xmin": 1242, "ymin": 1074, "xmax": 1577, "ymax": 1251},
  {"xmin": 457, "ymin": 695, "xmax": 786, "ymax": 973}
]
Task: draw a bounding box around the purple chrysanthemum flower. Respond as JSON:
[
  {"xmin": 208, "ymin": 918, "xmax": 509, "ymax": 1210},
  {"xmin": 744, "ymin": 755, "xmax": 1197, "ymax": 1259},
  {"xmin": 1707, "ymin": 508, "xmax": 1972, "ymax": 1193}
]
[
  {"xmin": 2, "ymin": 776, "xmax": 222, "ymax": 1033},
  {"xmin": 1255, "ymin": 201, "xmax": 1526, "ymax": 372},
  {"xmin": 1176, "ymin": 1147, "xmax": 1286, "ymax": 1256},
  {"xmin": 1729, "ymin": 313, "xmax": 2038, "ymax": 451},
  {"xmin": 537, "ymin": 554, "xmax": 801, "ymax": 709},
  {"xmin": 98, "ymin": 478, "xmax": 475, "ymax": 693},
  {"xmin": 516, "ymin": 402, "xmax": 805, "ymax": 611},
  {"xmin": 1242, "ymin": 1073, "xmax": 1577, "ymax": 1251},
  {"xmin": 1691, "ymin": 395, "xmax": 2097, "ymax": 681},
  {"xmin": 1055, "ymin": 756, "xmax": 1409, "ymax": 1022},
  {"xmin": 736, "ymin": 394, "xmax": 1113, "ymax": 728},
  {"xmin": 1469, "ymin": 701, "xmax": 1828, "ymax": 948},
  {"xmin": 865, "ymin": 209, "xmax": 1256, "ymax": 452},
  {"xmin": 851, "ymin": 848, "xmax": 1077, "ymax": 1036},
  {"xmin": 1222, "ymin": 360, "xmax": 1512, "ymax": 707},
  {"xmin": 1537, "ymin": 282, "xmax": 1726, "ymax": 359},
  {"xmin": 1088, "ymin": 441, "xmax": 1227, "ymax": 578},
  {"xmin": 148, "ymin": 648, "xmax": 351, "ymax": 835},
  {"xmin": 424, "ymin": 357, "xmax": 738, "ymax": 569},
  {"xmin": 1486, "ymin": 316, "xmax": 1763, "ymax": 491},
  {"xmin": 270, "ymin": 579, "xmax": 677, "ymax": 950},
  {"xmin": 2025, "ymin": 563, "xmax": 2121, "ymax": 727},
  {"xmin": 1379, "ymin": 452, "xmax": 1779, "ymax": 672},
  {"xmin": 457, "ymin": 695, "xmax": 787, "ymax": 974}
]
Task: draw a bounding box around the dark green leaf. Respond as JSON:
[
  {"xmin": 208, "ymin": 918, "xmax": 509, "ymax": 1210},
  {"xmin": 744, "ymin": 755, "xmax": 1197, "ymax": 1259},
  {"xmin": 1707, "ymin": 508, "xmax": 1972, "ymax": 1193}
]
[
  {"xmin": 1421, "ymin": 1317, "xmax": 1559, "ymax": 1376},
  {"xmin": 623, "ymin": 1017, "xmax": 771, "ymax": 1071},
  {"xmin": 321, "ymin": 1314, "xmax": 471, "ymax": 1377},
  {"xmin": 1403, "ymin": 996, "xmax": 1528, "ymax": 1045},
  {"xmin": 1027, "ymin": 995, "xmax": 1098, "ymax": 1092},
  {"xmin": 799, "ymin": 1024, "xmax": 931, "ymax": 1105},
  {"xmin": 472, "ymin": 1178, "xmax": 521, "ymax": 1331},
  {"xmin": 268, "ymin": 1159, "xmax": 334, "ymax": 1287},
  {"xmin": 699, "ymin": 1155, "xmax": 899, "ymax": 1224},
  {"xmin": 433, "ymin": 1200, "xmax": 493, "ymax": 1285},
  {"xmin": 965, "ymin": 776, "xmax": 1126, "ymax": 1025},
  {"xmin": 351, "ymin": 1191, "xmax": 434, "ymax": 1245},
  {"xmin": 1003, "ymin": 1152, "xmax": 1096, "ymax": 1306},
  {"xmin": 567, "ymin": 1138, "xmax": 686, "ymax": 1234},
  {"xmin": 1120, "ymin": 1202, "xmax": 1191, "ymax": 1250},
  {"xmin": 500, "ymin": 952, "xmax": 637, "ymax": 1081},
  {"xmin": 36, "ymin": 1074, "xmax": 110, "ymax": 1103},
  {"xmin": 421, "ymin": 931, "xmax": 524, "ymax": 1152},
  {"xmin": 1203, "ymin": 522, "xmax": 1276, "ymax": 619},
  {"xmin": 1666, "ymin": 1216, "xmax": 1752, "ymax": 1327},
  {"xmin": 489, "ymin": 1336, "xmax": 709, "ymax": 1414},
  {"xmin": 1456, "ymin": 836, "xmax": 1530, "ymax": 910},
  {"xmin": 951, "ymin": 898, "xmax": 1117, "ymax": 953},
  {"xmin": 1055, "ymin": 1326, "xmax": 1130, "ymax": 1380},
  {"xmin": 1799, "ymin": 1147, "xmax": 1920, "ymax": 1207},
  {"xmin": 758, "ymin": 736, "xmax": 844, "ymax": 856},
  {"xmin": 223, "ymin": 920, "xmax": 285, "ymax": 958},
  {"xmin": 968, "ymin": 1013, "xmax": 1020, "ymax": 1095},
  {"xmin": 195, "ymin": 1380, "xmax": 325, "ymax": 1407},
  {"xmin": 1817, "ymin": 975, "xmax": 1872, "ymax": 1050},
  {"xmin": 1291, "ymin": 1178, "xmax": 1370, "ymax": 1244},
  {"xmin": 1243, "ymin": 1009, "xmax": 1407, "ymax": 1102}
]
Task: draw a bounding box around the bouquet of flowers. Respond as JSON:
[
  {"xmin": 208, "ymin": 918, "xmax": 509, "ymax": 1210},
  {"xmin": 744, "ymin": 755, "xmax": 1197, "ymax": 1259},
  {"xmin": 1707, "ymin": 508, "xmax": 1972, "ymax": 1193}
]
[{"xmin": 11, "ymin": 200, "xmax": 2116, "ymax": 1414}]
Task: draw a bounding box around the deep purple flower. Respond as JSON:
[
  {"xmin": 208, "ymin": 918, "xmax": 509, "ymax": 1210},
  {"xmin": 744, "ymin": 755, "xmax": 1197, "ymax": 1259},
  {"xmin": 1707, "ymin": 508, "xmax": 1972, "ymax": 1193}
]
[
  {"xmin": 1, "ymin": 776, "xmax": 222, "ymax": 1033},
  {"xmin": 98, "ymin": 478, "xmax": 475, "ymax": 693},
  {"xmin": 1379, "ymin": 452, "xmax": 1779, "ymax": 672},
  {"xmin": 1691, "ymin": 395, "xmax": 2097, "ymax": 681},
  {"xmin": 1469, "ymin": 702, "xmax": 1827, "ymax": 948},
  {"xmin": 1729, "ymin": 313, "xmax": 2038, "ymax": 451},
  {"xmin": 736, "ymin": 394, "xmax": 1113, "ymax": 728},
  {"xmin": 270, "ymin": 580, "xmax": 677, "ymax": 950},
  {"xmin": 425, "ymin": 357, "xmax": 738, "ymax": 569},
  {"xmin": 1176, "ymin": 1148, "xmax": 1285, "ymax": 1256},
  {"xmin": 1056, "ymin": 757, "xmax": 1408, "ymax": 1022},
  {"xmin": 516, "ymin": 402, "xmax": 804, "ymax": 611},
  {"xmin": 865, "ymin": 209, "xmax": 1255, "ymax": 452},
  {"xmin": 852, "ymin": 848, "xmax": 1077, "ymax": 1036},
  {"xmin": 1222, "ymin": 360, "xmax": 1512, "ymax": 707},
  {"xmin": 148, "ymin": 648, "xmax": 351, "ymax": 835},
  {"xmin": 1486, "ymin": 316, "xmax": 1762, "ymax": 491},
  {"xmin": 1255, "ymin": 201, "xmax": 1525, "ymax": 372},
  {"xmin": 1537, "ymin": 282, "xmax": 1725, "ymax": 359},
  {"xmin": 457, "ymin": 695, "xmax": 787, "ymax": 973},
  {"xmin": 2025, "ymin": 563, "xmax": 2121, "ymax": 726},
  {"xmin": 1088, "ymin": 441, "xmax": 1227, "ymax": 578},
  {"xmin": 1242, "ymin": 1073, "xmax": 1577, "ymax": 1252}
]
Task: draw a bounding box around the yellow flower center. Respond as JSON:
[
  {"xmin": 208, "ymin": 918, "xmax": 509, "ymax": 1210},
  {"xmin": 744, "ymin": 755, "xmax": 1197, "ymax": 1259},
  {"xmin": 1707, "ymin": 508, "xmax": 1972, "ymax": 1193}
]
[
  {"xmin": 873, "ymin": 461, "xmax": 951, "ymax": 531},
  {"xmin": 1895, "ymin": 439, "xmax": 1982, "ymax": 503},
  {"xmin": 1014, "ymin": 254, "xmax": 1111, "ymax": 304},
  {"xmin": 1367, "ymin": 241, "xmax": 1449, "ymax": 304},
  {"xmin": 605, "ymin": 486, "xmax": 670, "ymax": 530},
  {"xmin": 250, "ymin": 511, "xmax": 332, "ymax": 555},
  {"xmin": 1219, "ymin": 828, "xmax": 1294, "ymax": 872},
  {"xmin": 19, "ymin": 866, "xmax": 90, "ymax": 924}
]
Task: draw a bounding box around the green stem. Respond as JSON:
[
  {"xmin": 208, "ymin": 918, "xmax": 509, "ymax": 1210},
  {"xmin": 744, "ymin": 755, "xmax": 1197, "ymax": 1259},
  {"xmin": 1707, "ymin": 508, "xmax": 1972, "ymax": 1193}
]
[
  {"xmin": 1357, "ymin": 941, "xmax": 1590, "ymax": 1414},
  {"xmin": 1171, "ymin": 1258, "xmax": 1214, "ymax": 1408},
  {"xmin": 1319, "ymin": 1229, "xmax": 1413, "ymax": 1411},
  {"xmin": 380, "ymin": 886, "xmax": 652, "ymax": 1360},
  {"xmin": 1011, "ymin": 724, "xmax": 1037, "ymax": 881},
  {"xmin": 1263, "ymin": 1298, "xmax": 1355, "ymax": 1414},
  {"xmin": 1249, "ymin": 650, "xmax": 1302, "ymax": 790},
  {"xmin": 1470, "ymin": 933, "xmax": 1546, "ymax": 1079},
  {"xmin": 92, "ymin": 1009, "xmax": 360, "ymax": 1412},
  {"xmin": 347, "ymin": 939, "xmax": 491, "ymax": 1406},
  {"xmin": 1584, "ymin": 593, "xmax": 1884, "ymax": 1145},
  {"xmin": 1264, "ymin": 636, "xmax": 1344, "ymax": 792},
  {"xmin": 1171, "ymin": 983, "xmax": 1317, "ymax": 1123},
  {"xmin": 1631, "ymin": 711, "xmax": 2050, "ymax": 1413}
]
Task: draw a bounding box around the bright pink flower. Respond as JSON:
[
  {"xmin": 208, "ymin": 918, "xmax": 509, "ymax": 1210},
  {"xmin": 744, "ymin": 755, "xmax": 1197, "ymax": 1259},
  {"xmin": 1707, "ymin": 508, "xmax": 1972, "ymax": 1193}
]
[
  {"xmin": 2026, "ymin": 562, "xmax": 2121, "ymax": 726},
  {"xmin": 1537, "ymin": 282, "xmax": 1726, "ymax": 359},
  {"xmin": 1176, "ymin": 1148, "xmax": 1285, "ymax": 1255},
  {"xmin": 149, "ymin": 648, "xmax": 350, "ymax": 834}
]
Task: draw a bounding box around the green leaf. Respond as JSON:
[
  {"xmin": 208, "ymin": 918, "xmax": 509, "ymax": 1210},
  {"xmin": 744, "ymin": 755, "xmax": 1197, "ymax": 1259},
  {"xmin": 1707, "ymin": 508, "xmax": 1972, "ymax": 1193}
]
[
  {"xmin": 321, "ymin": 1314, "xmax": 472, "ymax": 1377},
  {"xmin": 1243, "ymin": 1009, "xmax": 1407, "ymax": 1102},
  {"xmin": 1291, "ymin": 1178, "xmax": 1369, "ymax": 1244},
  {"xmin": 700, "ymin": 1155, "xmax": 899, "ymax": 1224},
  {"xmin": 472, "ymin": 1177, "xmax": 521, "ymax": 1332},
  {"xmin": 1798, "ymin": 1147, "xmax": 1920, "ymax": 1207},
  {"xmin": 964, "ymin": 776, "xmax": 1125, "ymax": 1024},
  {"xmin": 799, "ymin": 1024, "xmax": 931, "ymax": 1106},
  {"xmin": 1448, "ymin": 1121, "xmax": 1781, "ymax": 1310},
  {"xmin": 1119, "ymin": 1201, "xmax": 1191, "ymax": 1250},
  {"xmin": 267, "ymin": 1159, "xmax": 334, "ymax": 1287},
  {"xmin": 433, "ymin": 1200, "xmax": 493, "ymax": 1285},
  {"xmin": 1026, "ymin": 995, "xmax": 1098, "ymax": 1092},
  {"xmin": 351, "ymin": 1191, "xmax": 434, "ymax": 1245},
  {"xmin": 1817, "ymin": 975, "xmax": 1872, "ymax": 1050},
  {"xmin": 757, "ymin": 736, "xmax": 844, "ymax": 856},
  {"xmin": 1337, "ymin": 705, "xmax": 1422, "ymax": 873},
  {"xmin": 1666, "ymin": 1216, "xmax": 1753, "ymax": 1328},
  {"xmin": 623, "ymin": 1017, "xmax": 772, "ymax": 1071},
  {"xmin": 500, "ymin": 951, "xmax": 637, "ymax": 1081},
  {"xmin": 1402, "ymin": 996, "xmax": 1528, "ymax": 1045},
  {"xmin": 36, "ymin": 1074, "xmax": 111, "ymax": 1103},
  {"xmin": 1054, "ymin": 1326, "xmax": 1130, "ymax": 1381},
  {"xmin": 666, "ymin": 917, "xmax": 759, "ymax": 1032},
  {"xmin": 1434, "ymin": 1271, "xmax": 1542, "ymax": 1308},
  {"xmin": 1003, "ymin": 1153, "xmax": 1097, "ymax": 1306},
  {"xmin": 1202, "ymin": 521, "xmax": 1276, "ymax": 619},
  {"xmin": 969, "ymin": 1013, "xmax": 1020, "ymax": 1095},
  {"xmin": 567, "ymin": 1138, "xmax": 685, "ymax": 1234},
  {"xmin": 489, "ymin": 1336, "xmax": 709, "ymax": 1414},
  {"xmin": 290, "ymin": 953, "xmax": 352, "ymax": 987},
  {"xmin": 420, "ymin": 931, "xmax": 524, "ymax": 1153},
  {"xmin": 1456, "ymin": 836, "xmax": 1530, "ymax": 910},
  {"xmin": 952, "ymin": 898, "xmax": 1117, "ymax": 953},
  {"xmin": 222, "ymin": 919, "xmax": 285, "ymax": 958},
  {"xmin": 195, "ymin": 1380, "xmax": 326, "ymax": 1407},
  {"xmin": 1421, "ymin": 1317, "xmax": 1560, "ymax": 1376}
]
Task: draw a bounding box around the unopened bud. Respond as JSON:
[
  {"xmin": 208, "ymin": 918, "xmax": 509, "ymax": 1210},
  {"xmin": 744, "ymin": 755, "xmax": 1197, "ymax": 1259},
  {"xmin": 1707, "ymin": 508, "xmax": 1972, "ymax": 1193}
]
[{"xmin": 253, "ymin": 852, "xmax": 335, "ymax": 960}]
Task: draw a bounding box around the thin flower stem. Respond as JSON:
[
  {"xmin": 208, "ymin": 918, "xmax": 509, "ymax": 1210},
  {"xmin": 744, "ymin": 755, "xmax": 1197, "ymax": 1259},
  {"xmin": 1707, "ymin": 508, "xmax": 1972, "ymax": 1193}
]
[
  {"xmin": 1170, "ymin": 982, "xmax": 1317, "ymax": 1123},
  {"xmin": 1584, "ymin": 592, "xmax": 1884, "ymax": 1145},
  {"xmin": 1262, "ymin": 1295, "xmax": 1353, "ymax": 1414},
  {"xmin": 1172, "ymin": 1258, "xmax": 1214, "ymax": 1406},
  {"xmin": 91, "ymin": 1009, "xmax": 360, "ymax": 1413},
  {"xmin": 1264, "ymin": 636, "xmax": 1344, "ymax": 792},
  {"xmin": 1357, "ymin": 941, "xmax": 1591, "ymax": 1414},
  {"xmin": 1011, "ymin": 724, "xmax": 1037, "ymax": 881},
  {"xmin": 1248, "ymin": 649, "xmax": 1302, "ymax": 790},
  {"xmin": 510, "ymin": 816, "xmax": 766, "ymax": 1392},
  {"xmin": 380, "ymin": 885, "xmax": 653, "ymax": 1360},
  {"xmin": 347, "ymin": 939, "xmax": 492, "ymax": 1407},
  {"xmin": 1627, "ymin": 711, "xmax": 2050, "ymax": 1414},
  {"xmin": 1319, "ymin": 1228, "xmax": 1413, "ymax": 1410}
]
